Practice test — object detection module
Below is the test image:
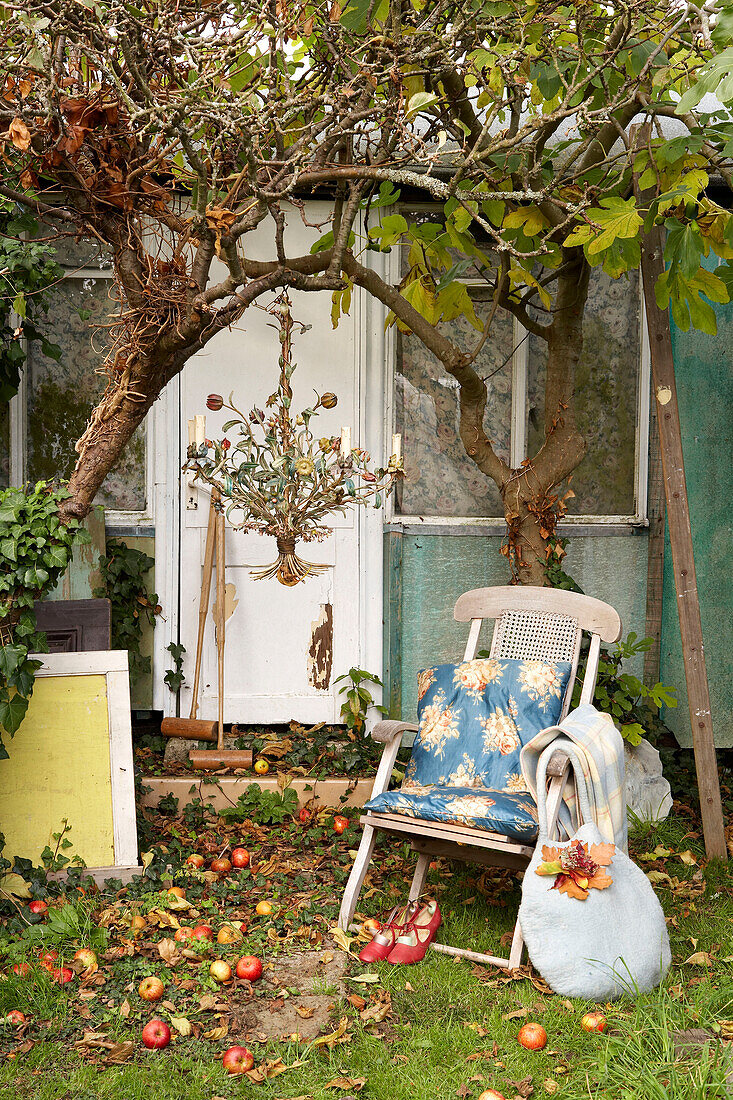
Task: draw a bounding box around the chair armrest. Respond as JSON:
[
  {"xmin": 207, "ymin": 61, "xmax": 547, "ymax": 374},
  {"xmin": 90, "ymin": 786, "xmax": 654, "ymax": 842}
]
[
  {"xmin": 546, "ymin": 749, "xmax": 571, "ymax": 777},
  {"xmin": 368, "ymin": 721, "xmax": 417, "ymax": 799},
  {"xmin": 371, "ymin": 719, "xmax": 419, "ymax": 744}
]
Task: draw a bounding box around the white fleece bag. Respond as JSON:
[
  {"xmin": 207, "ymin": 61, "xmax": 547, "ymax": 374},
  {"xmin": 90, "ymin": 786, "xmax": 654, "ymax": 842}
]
[{"xmin": 518, "ymin": 751, "xmax": 671, "ymax": 1000}]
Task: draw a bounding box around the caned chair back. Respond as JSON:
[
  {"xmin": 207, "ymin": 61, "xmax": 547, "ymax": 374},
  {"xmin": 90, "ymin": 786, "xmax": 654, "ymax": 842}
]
[{"xmin": 454, "ymin": 587, "xmax": 623, "ymax": 721}]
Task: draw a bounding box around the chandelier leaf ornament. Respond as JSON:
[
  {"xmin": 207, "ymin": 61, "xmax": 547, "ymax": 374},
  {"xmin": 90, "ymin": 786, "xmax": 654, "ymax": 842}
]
[{"xmin": 184, "ymin": 292, "xmax": 403, "ymax": 586}]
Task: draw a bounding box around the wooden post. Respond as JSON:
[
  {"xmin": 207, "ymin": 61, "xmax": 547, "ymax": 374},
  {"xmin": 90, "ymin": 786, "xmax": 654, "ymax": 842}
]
[{"xmin": 638, "ymin": 228, "xmax": 727, "ymax": 859}]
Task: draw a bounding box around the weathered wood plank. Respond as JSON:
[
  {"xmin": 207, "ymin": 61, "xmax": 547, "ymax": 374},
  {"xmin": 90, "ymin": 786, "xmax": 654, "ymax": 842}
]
[{"xmin": 639, "ymin": 229, "xmax": 726, "ymax": 860}]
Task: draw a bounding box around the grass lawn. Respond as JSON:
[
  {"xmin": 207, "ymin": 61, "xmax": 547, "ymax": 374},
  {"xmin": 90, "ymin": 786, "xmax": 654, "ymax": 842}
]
[{"xmin": 1, "ymin": 762, "xmax": 732, "ymax": 1099}]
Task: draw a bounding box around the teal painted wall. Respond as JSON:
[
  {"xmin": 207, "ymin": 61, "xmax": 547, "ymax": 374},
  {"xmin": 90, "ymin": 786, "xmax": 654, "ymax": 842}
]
[
  {"xmin": 384, "ymin": 532, "xmax": 649, "ymax": 721},
  {"xmin": 660, "ymin": 305, "xmax": 733, "ymax": 748}
]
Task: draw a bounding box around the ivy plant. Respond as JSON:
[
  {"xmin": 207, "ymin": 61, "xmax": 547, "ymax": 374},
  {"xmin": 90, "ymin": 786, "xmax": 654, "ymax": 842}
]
[
  {"xmin": 334, "ymin": 667, "xmax": 387, "ymax": 735},
  {"xmin": 0, "ymin": 205, "xmax": 63, "ymax": 403},
  {"xmin": 0, "ymin": 482, "xmax": 89, "ymax": 756},
  {"xmin": 93, "ymin": 539, "xmax": 161, "ymax": 681},
  {"xmin": 571, "ymin": 632, "xmax": 677, "ymax": 747}
]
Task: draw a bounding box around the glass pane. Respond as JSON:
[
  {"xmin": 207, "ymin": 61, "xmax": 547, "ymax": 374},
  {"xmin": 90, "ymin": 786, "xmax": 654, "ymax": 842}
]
[
  {"xmin": 25, "ymin": 278, "xmax": 146, "ymax": 511},
  {"xmin": 0, "ymin": 403, "xmax": 9, "ymax": 488},
  {"xmin": 395, "ymin": 302, "xmax": 514, "ymax": 517},
  {"xmin": 527, "ymin": 268, "xmax": 640, "ymax": 515},
  {"xmin": 37, "ymin": 217, "xmax": 113, "ymax": 271}
]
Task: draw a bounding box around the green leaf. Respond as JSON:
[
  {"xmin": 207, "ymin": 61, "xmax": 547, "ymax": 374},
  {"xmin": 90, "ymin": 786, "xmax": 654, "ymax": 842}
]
[
  {"xmin": 406, "ymin": 91, "xmax": 439, "ymax": 117},
  {"xmin": 0, "ymin": 691, "xmax": 30, "ymax": 735}
]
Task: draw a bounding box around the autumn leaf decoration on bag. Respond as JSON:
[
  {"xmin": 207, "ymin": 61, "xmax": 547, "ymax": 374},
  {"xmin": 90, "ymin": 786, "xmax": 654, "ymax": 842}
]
[{"xmin": 535, "ymin": 839, "xmax": 615, "ymax": 900}]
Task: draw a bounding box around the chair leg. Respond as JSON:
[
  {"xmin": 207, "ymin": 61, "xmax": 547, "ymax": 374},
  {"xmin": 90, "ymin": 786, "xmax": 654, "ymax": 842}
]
[
  {"xmin": 408, "ymin": 852, "xmax": 430, "ymax": 905},
  {"xmin": 508, "ymin": 917, "xmax": 524, "ymax": 970},
  {"xmin": 338, "ymin": 824, "xmax": 376, "ymax": 931}
]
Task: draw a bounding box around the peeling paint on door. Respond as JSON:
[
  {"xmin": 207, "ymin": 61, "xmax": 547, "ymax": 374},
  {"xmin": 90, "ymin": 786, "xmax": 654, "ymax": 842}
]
[{"xmin": 308, "ymin": 603, "xmax": 333, "ymax": 690}]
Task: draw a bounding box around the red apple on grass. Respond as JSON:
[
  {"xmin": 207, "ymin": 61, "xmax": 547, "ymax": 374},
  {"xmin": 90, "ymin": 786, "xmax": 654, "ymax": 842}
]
[
  {"xmin": 52, "ymin": 967, "xmax": 74, "ymax": 985},
  {"xmin": 332, "ymin": 815, "xmax": 349, "ymax": 835},
  {"xmin": 38, "ymin": 950, "xmax": 58, "ymax": 970},
  {"xmin": 12, "ymin": 963, "xmax": 30, "ymax": 978},
  {"xmin": 73, "ymin": 949, "xmax": 98, "ymax": 975},
  {"xmin": 174, "ymin": 926, "xmax": 194, "ymax": 942},
  {"xmin": 298, "ymin": 808, "xmax": 311, "ymax": 825},
  {"xmin": 139, "ymin": 976, "xmax": 165, "ymax": 1002},
  {"xmin": 235, "ymin": 955, "xmax": 263, "ymax": 981},
  {"xmin": 580, "ymin": 1011, "xmax": 607, "ymax": 1033},
  {"xmin": 517, "ymin": 1022, "xmax": 547, "ymax": 1050},
  {"xmin": 186, "ymin": 853, "xmax": 205, "ymax": 869},
  {"xmin": 231, "ymin": 848, "xmax": 250, "ymax": 869},
  {"xmin": 478, "ymin": 1091, "xmax": 507, "ymax": 1100},
  {"xmin": 209, "ymin": 960, "xmax": 232, "ymax": 983},
  {"xmin": 3, "ymin": 1010, "xmax": 26, "ymax": 1026},
  {"xmin": 142, "ymin": 1019, "xmax": 171, "ymax": 1050},
  {"xmin": 210, "ymin": 857, "xmax": 232, "ymax": 875},
  {"xmin": 222, "ymin": 1045, "xmax": 254, "ymax": 1074},
  {"xmin": 361, "ymin": 918, "xmax": 381, "ymax": 936},
  {"xmin": 29, "ymin": 900, "xmax": 48, "ymax": 916},
  {"xmin": 191, "ymin": 925, "xmax": 214, "ymax": 942}
]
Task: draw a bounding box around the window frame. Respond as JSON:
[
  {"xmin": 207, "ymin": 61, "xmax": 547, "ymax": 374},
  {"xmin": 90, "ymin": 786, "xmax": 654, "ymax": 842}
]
[
  {"xmin": 385, "ymin": 235, "xmax": 650, "ymax": 532},
  {"xmin": 8, "ymin": 262, "xmax": 156, "ymax": 532}
]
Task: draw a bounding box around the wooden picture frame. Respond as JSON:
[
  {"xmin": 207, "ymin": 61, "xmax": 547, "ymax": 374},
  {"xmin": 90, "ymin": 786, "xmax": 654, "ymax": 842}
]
[{"xmin": 0, "ymin": 650, "xmax": 141, "ymax": 882}]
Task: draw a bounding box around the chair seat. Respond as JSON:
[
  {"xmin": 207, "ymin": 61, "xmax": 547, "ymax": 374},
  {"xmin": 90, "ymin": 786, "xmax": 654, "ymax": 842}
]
[{"xmin": 364, "ymin": 785, "xmax": 539, "ymax": 842}]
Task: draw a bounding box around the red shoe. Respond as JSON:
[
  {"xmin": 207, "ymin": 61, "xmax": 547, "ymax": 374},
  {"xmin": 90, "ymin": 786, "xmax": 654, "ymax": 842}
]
[
  {"xmin": 358, "ymin": 903, "xmax": 417, "ymax": 963},
  {"xmin": 386, "ymin": 900, "xmax": 441, "ymax": 965}
]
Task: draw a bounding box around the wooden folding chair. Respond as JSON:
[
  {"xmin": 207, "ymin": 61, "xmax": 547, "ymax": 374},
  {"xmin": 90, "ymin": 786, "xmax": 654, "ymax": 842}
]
[{"xmin": 338, "ymin": 585, "xmax": 622, "ymax": 968}]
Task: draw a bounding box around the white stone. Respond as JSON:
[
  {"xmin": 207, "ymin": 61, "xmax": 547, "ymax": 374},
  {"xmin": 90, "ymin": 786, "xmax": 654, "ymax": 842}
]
[{"xmin": 624, "ymin": 738, "xmax": 673, "ymax": 823}]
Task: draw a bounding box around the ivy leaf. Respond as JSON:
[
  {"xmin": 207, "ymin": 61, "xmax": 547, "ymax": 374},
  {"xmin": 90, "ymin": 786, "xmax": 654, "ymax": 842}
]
[{"xmin": 0, "ymin": 692, "xmax": 30, "ymax": 734}]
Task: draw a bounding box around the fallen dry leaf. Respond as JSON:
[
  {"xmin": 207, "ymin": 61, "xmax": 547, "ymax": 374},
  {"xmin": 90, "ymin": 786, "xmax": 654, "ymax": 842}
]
[
  {"xmin": 157, "ymin": 938, "xmax": 181, "ymax": 965},
  {"xmin": 204, "ymin": 1023, "xmax": 229, "ymax": 1041},
  {"xmin": 310, "ymin": 1016, "xmax": 350, "ymax": 1049},
  {"xmin": 678, "ymin": 850, "xmax": 698, "ymax": 866},
  {"xmin": 295, "ymin": 1005, "xmax": 315, "ymax": 1019},
  {"xmin": 347, "ymin": 993, "xmax": 367, "ymax": 1010},
  {"xmin": 325, "ymin": 1077, "xmax": 366, "ymax": 1091},
  {"xmin": 348, "ymin": 972, "xmax": 380, "ymax": 984},
  {"xmin": 502, "ymin": 1007, "xmax": 529, "ymax": 1022},
  {"xmin": 170, "ymin": 1017, "xmax": 191, "ymax": 1037},
  {"xmin": 119, "ymin": 999, "xmax": 131, "ymax": 1018},
  {"xmin": 684, "ymin": 951, "xmax": 714, "ymax": 966},
  {"xmin": 245, "ymin": 1057, "xmax": 305, "ymax": 1083}
]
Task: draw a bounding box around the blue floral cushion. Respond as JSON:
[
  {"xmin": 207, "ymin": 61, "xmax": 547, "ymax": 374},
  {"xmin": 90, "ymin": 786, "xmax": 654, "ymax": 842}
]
[
  {"xmin": 365, "ymin": 785, "xmax": 540, "ymax": 842},
  {"xmin": 364, "ymin": 657, "xmax": 572, "ymax": 840},
  {"xmin": 405, "ymin": 657, "xmax": 572, "ymax": 791}
]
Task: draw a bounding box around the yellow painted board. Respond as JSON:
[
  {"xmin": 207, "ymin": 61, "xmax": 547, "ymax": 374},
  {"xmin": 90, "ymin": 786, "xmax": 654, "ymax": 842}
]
[{"xmin": 0, "ymin": 674, "xmax": 115, "ymax": 867}]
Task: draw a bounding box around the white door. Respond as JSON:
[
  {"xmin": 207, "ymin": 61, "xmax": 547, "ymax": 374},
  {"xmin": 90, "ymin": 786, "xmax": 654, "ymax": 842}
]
[{"xmin": 176, "ymin": 204, "xmax": 384, "ymax": 724}]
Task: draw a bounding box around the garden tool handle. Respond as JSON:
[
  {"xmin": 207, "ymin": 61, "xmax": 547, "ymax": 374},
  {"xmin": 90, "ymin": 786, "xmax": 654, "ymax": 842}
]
[
  {"xmin": 189, "ymin": 491, "xmax": 219, "ymax": 720},
  {"xmin": 215, "ymin": 508, "xmax": 226, "ymax": 751}
]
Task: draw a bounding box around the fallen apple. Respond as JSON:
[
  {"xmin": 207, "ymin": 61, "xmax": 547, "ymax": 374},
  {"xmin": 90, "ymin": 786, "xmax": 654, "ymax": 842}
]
[
  {"xmin": 231, "ymin": 848, "xmax": 250, "ymax": 869},
  {"xmin": 361, "ymin": 918, "xmax": 381, "ymax": 937},
  {"xmin": 222, "ymin": 1045, "xmax": 254, "ymax": 1074},
  {"xmin": 253, "ymin": 758, "xmax": 269, "ymax": 775},
  {"xmin": 255, "ymin": 900, "xmax": 273, "ymax": 917},
  {"xmin": 210, "ymin": 857, "xmax": 232, "ymax": 875},
  {"xmin": 333, "ymin": 815, "xmax": 349, "ymax": 835},
  {"xmin": 298, "ymin": 808, "xmax": 311, "ymax": 825},
  {"xmin": 73, "ymin": 949, "xmax": 98, "ymax": 975},
  {"xmin": 52, "ymin": 967, "xmax": 74, "ymax": 985},
  {"xmin": 477, "ymin": 1091, "xmax": 506, "ymax": 1100},
  {"xmin": 167, "ymin": 886, "xmax": 186, "ymax": 900},
  {"xmin": 216, "ymin": 924, "xmax": 243, "ymax": 945},
  {"xmin": 191, "ymin": 925, "xmax": 214, "ymax": 942},
  {"xmin": 142, "ymin": 1019, "xmax": 171, "ymax": 1050},
  {"xmin": 3, "ymin": 1010, "xmax": 26, "ymax": 1026},
  {"xmin": 38, "ymin": 950, "xmax": 59, "ymax": 971},
  {"xmin": 12, "ymin": 963, "xmax": 30, "ymax": 978},
  {"xmin": 139, "ymin": 976, "xmax": 165, "ymax": 1002},
  {"xmin": 130, "ymin": 914, "xmax": 147, "ymax": 934},
  {"xmin": 235, "ymin": 955, "xmax": 263, "ymax": 981},
  {"xmin": 174, "ymin": 926, "xmax": 194, "ymax": 942},
  {"xmin": 209, "ymin": 959, "xmax": 232, "ymax": 983},
  {"xmin": 580, "ymin": 1011, "xmax": 607, "ymax": 1033},
  {"xmin": 517, "ymin": 1022, "xmax": 547, "ymax": 1051},
  {"xmin": 28, "ymin": 900, "xmax": 48, "ymax": 916},
  {"xmin": 185, "ymin": 853, "xmax": 205, "ymax": 869}
]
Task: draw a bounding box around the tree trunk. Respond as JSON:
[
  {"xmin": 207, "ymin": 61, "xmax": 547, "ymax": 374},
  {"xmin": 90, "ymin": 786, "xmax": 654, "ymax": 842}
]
[
  {"xmin": 497, "ymin": 256, "xmax": 591, "ymax": 585},
  {"xmin": 60, "ymin": 357, "xmax": 166, "ymax": 521}
]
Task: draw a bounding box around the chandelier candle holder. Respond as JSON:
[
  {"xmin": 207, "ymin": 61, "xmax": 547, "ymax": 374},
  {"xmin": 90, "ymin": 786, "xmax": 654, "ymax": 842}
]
[{"xmin": 184, "ymin": 292, "xmax": 403, "ymax": 586}]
